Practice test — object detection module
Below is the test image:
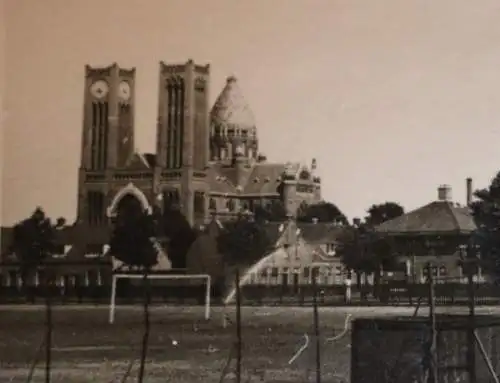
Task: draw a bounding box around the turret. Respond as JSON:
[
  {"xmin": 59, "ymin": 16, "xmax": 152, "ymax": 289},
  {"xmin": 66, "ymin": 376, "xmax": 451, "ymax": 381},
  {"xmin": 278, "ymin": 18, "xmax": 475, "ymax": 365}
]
[
  {"xmin": 209, "ymin": 76, "xmax": 258, "ymax": 163},
  {"xmin": 311, "ymin": 158, "xmax": 321, "ymax": 201},
  {"xmin": 282, "ymin": 162, "xmax": 298, "ymax": 217}
]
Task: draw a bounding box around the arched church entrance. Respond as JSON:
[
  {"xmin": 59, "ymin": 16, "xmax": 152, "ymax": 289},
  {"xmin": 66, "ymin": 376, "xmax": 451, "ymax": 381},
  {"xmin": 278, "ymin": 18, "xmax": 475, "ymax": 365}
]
[
  {"xmin": 114, "ymin": 194, "xmax": 144, "ymax": 224},
  {"xmin": 106, "ymin": 182, "xmax": 152, "ymax": 219}
]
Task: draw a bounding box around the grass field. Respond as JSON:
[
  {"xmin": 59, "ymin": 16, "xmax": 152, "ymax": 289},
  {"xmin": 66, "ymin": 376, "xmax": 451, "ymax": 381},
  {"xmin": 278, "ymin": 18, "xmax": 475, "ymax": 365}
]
[{"xmin": 1, "ymin": 305, "xmax": 498, "ymax": 382}]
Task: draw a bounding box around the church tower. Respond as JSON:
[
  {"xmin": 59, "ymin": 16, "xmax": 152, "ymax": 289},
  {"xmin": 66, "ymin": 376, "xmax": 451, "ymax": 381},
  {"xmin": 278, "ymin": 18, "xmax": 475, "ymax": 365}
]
[
  {"xmin": 156, "ymin": 60, "xmax": 211, "ymax": 225},
  {"xmin": 77, "ymin": 63, "xmax": 136, "ymax": 225}
]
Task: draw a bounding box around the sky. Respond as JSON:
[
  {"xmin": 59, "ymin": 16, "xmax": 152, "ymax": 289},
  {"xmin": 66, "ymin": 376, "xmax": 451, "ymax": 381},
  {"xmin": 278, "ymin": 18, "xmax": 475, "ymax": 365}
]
[{"xmin": 2, "ymin": 0, "xmax": 500, "ymax": 226}]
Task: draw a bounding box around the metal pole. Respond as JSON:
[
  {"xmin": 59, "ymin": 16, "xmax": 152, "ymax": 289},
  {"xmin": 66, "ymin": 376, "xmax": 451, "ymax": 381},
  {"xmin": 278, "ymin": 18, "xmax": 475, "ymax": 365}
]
[
  {"xmin": 312, "ymin": 271, "xmax": 321, "ymax": 383},
  {"xmin": 205, "ymin": 276, "xmax": 211, "ymax": 321},
  {"xmin": 109, "ymin": 274, "xmax": 117, "ymax": 324},
  {"xmin": 427, "ymin": 262, "xmax": 437, "ymax": 383},
  {"xmin": 466, "ymin": 244, "xmax": 477, "ymax": 383},
  {"xmin": 474, "ymin": 331, "xmax": 500, "ymax": 383},
  {"xmin": 45, "ymin": 271, "xmax": 52, "ymax": 383},
  {"xmin": 235, "ymin": 269, "xmax": 242, "ymax": 383}
]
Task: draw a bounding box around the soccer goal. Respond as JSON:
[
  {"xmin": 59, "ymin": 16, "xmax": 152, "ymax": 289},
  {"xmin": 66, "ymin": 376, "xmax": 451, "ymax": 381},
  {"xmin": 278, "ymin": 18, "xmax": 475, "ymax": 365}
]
[{"xmin": 108, "ymin": 273, "xmax": 211, "ymax": 324}]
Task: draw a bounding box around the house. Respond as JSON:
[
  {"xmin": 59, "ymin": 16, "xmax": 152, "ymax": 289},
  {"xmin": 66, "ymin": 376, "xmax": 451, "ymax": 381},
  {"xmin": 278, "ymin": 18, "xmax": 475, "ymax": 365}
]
[{"xmin": 372, "ymin": 182, "xmax": 478, "ymax": 283}]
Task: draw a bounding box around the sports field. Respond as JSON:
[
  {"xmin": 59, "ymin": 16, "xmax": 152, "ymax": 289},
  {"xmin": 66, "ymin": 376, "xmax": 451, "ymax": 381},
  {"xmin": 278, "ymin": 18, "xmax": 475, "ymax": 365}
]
[{"xmin": 1, "ymin": 305, "xmax": 497, "ymax": 382}]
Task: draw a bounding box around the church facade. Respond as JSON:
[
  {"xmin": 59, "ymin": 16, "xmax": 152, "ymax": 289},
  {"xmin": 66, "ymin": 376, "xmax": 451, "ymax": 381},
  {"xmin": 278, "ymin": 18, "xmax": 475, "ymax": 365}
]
[{"xmin": 79, "ymin": 60, "xmax": 321, "ymax": 227}]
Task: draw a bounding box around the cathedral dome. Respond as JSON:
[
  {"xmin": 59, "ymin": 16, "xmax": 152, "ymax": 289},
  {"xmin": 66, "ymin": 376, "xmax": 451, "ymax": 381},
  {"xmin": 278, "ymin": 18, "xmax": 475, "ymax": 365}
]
[{"xmin": 210, "ymin": 76, "xmax": 256, "ymax": 130}]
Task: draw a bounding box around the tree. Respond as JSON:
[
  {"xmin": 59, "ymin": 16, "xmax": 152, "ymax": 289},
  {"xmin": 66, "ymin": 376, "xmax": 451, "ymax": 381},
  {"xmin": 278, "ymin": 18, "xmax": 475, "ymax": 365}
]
[
  {"xmin": 365, "ymin": 202, "xmax": 405, "ymax": 227},
  {"xmin": 10, "ymin": 207, "xmax": 59, "ymax": 294},
  {"xmin": 297, "ymin": 201, "xmax": 348, "ymax": 225},
  {"xmin": 470, "ymin": 172, "xmax": 500, "ymax": 279},
  {"xmin": 217, "ymin": 214, "xmax": 274, "ymax": 267},
  {"xmin": 161, "ymin": 207, "xmax": 198, "ymax": 269},
  {"xmin": 254, "ymin": 200, "xmax": 288, "ymax": 223},
  {"xmin": 337, "ymin": 223, "xmax": 398, "ymax": 291},
  {"xmin": 9, "ymin": 207, "xmax": 63, "ymax": 383},
  {"xmin": 108, "ymin": 196, "xmax": 158, "ymax": 383}
]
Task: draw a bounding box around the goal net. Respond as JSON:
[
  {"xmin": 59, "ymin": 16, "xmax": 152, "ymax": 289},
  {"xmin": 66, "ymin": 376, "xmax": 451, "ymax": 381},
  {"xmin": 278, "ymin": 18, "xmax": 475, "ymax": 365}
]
[{"xmin": 108, "ymin": 273, "xmax": 212, "ymax": 324}]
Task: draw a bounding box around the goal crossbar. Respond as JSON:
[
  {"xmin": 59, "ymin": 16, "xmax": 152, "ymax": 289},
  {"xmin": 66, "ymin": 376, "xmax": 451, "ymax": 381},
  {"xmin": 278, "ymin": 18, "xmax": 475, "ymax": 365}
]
[{"xmin": 109, "ymin": 273, "xmax": 211, "ymax": 324}]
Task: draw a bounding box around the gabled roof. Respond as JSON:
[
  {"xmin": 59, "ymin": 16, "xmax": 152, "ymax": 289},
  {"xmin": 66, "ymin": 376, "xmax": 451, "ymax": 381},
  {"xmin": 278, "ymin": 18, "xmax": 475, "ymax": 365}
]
[
  {"xmin": 210, "ymin": 76, "xmax": 256, "ymax": 130},
  {"xmin": 298, "ymin": 222, "xmax": 345, "ymax": 244},
  {"xmin": 373, "ymin": 201, "xmax": 476, "ymax": 235}
]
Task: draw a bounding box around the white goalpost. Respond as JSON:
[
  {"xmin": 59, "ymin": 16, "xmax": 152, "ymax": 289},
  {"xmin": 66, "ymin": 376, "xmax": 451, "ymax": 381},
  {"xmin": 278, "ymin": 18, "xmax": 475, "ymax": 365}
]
[{"xmin": 108, "ymin": 273, "xmax": 211, "ymax": 324}]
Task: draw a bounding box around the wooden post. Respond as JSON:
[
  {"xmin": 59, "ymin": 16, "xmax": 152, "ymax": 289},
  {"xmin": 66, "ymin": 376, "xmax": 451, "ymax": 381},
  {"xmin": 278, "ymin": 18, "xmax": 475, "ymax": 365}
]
[
  {"xmin": 235, "ymin": 269, "xmax": 242, "ymax": 383},
  {"xmin": 466, "ymin": 244, "xmax": 477, "ymax": 383},
  {"xmin": 427, "ymin": 262, "xmax": 438, "ymax": 383},
  {"xmin": 44, "ymin": 268, "xmax": 52, "ymax": 383},
  {"xmin": 312, "ymin": 271, "xmax": 321, "ymax": 383}
]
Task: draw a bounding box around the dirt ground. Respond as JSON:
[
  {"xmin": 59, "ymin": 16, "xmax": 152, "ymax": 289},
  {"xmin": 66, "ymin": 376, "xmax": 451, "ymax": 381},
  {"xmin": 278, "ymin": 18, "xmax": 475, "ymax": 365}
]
[{"xmin": 0, "ymin": 305, "xmax": 496, "ymax": 382}]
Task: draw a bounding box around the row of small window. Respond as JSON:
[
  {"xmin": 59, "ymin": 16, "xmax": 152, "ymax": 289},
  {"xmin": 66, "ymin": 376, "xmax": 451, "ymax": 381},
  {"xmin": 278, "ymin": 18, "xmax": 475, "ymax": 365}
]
[
  {"xmin": 209, "ymin": 198, "xmax": 279, "ymax": 212},
  {"xmin": 212, "ymin": 126, "xmax": 256, "ymax": 138},
  {"xmin": 259, "ymin": 266, "xmax": 346, "ymax": 278}
]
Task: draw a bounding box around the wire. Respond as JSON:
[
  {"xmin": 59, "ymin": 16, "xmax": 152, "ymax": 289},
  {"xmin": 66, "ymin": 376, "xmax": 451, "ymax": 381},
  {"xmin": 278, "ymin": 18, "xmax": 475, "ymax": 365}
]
[
  {"xmin": 325, "ymin": 314, "xmax": 352, "ymax": 342},
  {"xmin": 288, "ymin": 312, "xmax": 353, "ymax": 366},
  {"xmin": 288, "ymin": 334, "xmax": 310, "ymax": 365},
  {"xmin": 24, "ymin": 336, "xmax": 45, "ymax": 383},
  {"xmin": 218, "ymin": 344, "xmax": 236, "ymax": 383}
]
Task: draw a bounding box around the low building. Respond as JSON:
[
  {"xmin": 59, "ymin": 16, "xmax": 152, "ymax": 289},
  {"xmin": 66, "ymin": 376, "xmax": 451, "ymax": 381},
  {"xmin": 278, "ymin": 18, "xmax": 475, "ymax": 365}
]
[{"xmin": 372, "ymin": 182, "xmax": 479, "ymax": 283}]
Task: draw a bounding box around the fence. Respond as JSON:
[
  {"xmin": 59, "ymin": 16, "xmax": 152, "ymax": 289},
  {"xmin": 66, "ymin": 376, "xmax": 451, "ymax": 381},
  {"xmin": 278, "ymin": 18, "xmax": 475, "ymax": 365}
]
[
  {"xmin": 379, "ymin": 281, "xmax": 500, "ymax": 306},
  {"xmin": 1, "ymin": 281, "xmax": 499, "ymax": 306}
]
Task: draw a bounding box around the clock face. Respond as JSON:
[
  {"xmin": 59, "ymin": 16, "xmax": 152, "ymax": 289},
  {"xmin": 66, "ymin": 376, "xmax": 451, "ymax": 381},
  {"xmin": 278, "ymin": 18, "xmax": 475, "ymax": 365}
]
[
  {"xmin": 89, "ymin": 80, "xmax": 109, "ymax": 99},
  {"xmin": 119, "ymin": 81, "xmax": 131, "ymax": 101}
]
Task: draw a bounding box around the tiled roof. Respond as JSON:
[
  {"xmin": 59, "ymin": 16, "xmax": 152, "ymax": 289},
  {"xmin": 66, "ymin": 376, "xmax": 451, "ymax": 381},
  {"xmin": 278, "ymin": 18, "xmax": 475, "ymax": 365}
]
[
  {"xmin": 298, "ymin": 222, "xmax": 346, "ymax": 244},
  {"xmin": 243, "ymin": 163, "xmax": 288, "ymax": 194},
  {"xmin": 207, "ymin": 165, "xmax": 238, "ymax": 194},
  {"xmin": 374, "ymin": 201, "xmax": 476, "ymax": 235},
  {"xmin": 207, "ymin": 162, "xmax": 293, "ymax": 196},
  {"xmin": 210, "ymin": 76, "xmax": 256, "ymax": 130}
]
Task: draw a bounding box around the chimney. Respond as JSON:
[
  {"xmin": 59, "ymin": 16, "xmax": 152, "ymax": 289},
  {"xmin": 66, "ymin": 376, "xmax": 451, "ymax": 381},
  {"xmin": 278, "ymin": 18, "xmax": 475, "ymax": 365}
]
[
  {"xmin": 353, "ymin": 217, "xmax": 361, "ymax": 227},
  {"xmin": 437, "ymin": 184, "xmax": 452, "ymax": 202},
  {"xmin": 466, "ymin": 177, "xmax": 473, "ymax": 206}
]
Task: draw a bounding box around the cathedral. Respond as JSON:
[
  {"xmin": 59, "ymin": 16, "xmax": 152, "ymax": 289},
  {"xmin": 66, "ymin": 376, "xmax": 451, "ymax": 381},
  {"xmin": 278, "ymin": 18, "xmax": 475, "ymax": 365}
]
[{"xmin": 79, "ymin": 60, "xmax": 321, "ymax": 228}]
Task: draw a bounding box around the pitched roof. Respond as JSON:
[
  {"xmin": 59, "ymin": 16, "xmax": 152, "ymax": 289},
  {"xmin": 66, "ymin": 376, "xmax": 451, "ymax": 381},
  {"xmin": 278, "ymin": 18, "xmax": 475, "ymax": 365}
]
[
  {"xmin": 207, "ymin": 164, "xmax": 238, "ymax": 194},
  {"xmin": 243, "ymin": 163, "xmax": 288, "ymax": 194},
  {"xmin": 373, "ymin": 201, "xmax": 476, "ymax": 235},
  {"xmin": 210, "ymin": 76, "xmax": 256, "ymax": 130},
  {"xmin": 298, "ymin": 222, "xmax": 346, "ymax": 244},
  {"xmin": 206, "ymin": 161, "xmax": 304, "ymax": 196}
]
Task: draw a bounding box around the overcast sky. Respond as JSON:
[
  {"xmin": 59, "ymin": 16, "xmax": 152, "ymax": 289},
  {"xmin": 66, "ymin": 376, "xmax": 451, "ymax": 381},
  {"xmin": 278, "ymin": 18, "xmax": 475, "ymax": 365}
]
[{"xmin": 2, "ymin": 0, "xmax": 500, "ymax": 225}]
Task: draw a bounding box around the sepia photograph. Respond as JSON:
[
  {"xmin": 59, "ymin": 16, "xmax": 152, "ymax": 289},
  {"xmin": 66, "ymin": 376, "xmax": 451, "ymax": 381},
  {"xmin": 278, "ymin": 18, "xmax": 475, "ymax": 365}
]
[{"xmin": 2, "ymin": 0, "xmax": 500, "ymax": 382}]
